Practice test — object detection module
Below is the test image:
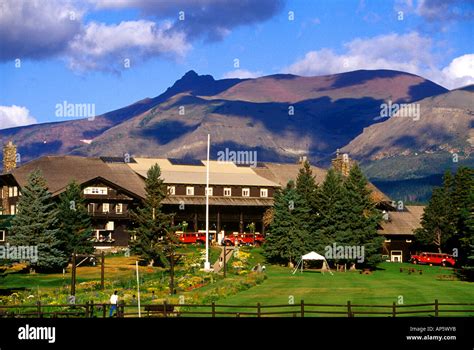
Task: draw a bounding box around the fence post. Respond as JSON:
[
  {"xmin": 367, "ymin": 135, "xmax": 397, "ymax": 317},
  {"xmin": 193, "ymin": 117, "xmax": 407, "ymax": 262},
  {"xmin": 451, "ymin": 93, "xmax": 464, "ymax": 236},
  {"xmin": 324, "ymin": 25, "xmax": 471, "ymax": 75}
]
[
  {"xmin": 257, "ymin": 303, "xmax": 261, "ymax": 318},
  {"xmin": 212, "ymin": 302, "xmax": 216, "ymax": 318},
  {"xmin": 301, "ymin": 300, "xmax": 305, "ymax": 318},
  {"xmin": 163, "ymin": 301, "xmax": 168, "ymax": 318},
  {"xmin": 236, "ymin": 312, "xmax": 240, "ymax": 318},
  {"xmin": 102, "ymin": 303, "xmax": 106, "ymax": 318},
  {"xmin": 347, "ymin": 301, "xmax": 352, "ymax": 317},
  {"xmin": 37, "ymin": 301, "xmax": 41, "ymax": 318},
  {"xmin": 89, "ymin": 300, "xmax": 94, "ymax": 318},
  {"xmin": 434, "ymin": 299, "xmax": 439, "ymax": 317},
  {"xmin": 85, "ymin": 301, "xmax": 89, "ymax": 317},
  {"xmin": 392, "ymin": 302, "xmax": 396, "ymax": 317},
  {"xmin": 120, "ymin": 301, "xmax": 125, "ymax": 318}
]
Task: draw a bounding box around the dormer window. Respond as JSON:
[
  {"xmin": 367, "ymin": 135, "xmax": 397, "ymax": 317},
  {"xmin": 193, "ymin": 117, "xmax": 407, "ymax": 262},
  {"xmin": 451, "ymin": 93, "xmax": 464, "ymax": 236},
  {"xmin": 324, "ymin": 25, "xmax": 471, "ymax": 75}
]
[
  {"xmin": 260, "ymin": 188, "xmax": 268, "ymax": 197},
  {"xmin": 84, "ymin": 187, "xmax": 108, "ymax": 195},
  {"xmin": 205, "ymin": 187, "xmax": 213, "ymax": 196},
  {"xmin": 167, "ymin": 186, "xmax": 176, "ymax": 195},
  {"xmin": 223, "ymin": 188, "xmax": 232, "ymax": 197},
  {"xmin": 242, "ymin": 188, "xmax": 250, "ymax": 197},
  {"xmin": 186, "ymin": 187, "xmax": 194, "ymax": 196}
]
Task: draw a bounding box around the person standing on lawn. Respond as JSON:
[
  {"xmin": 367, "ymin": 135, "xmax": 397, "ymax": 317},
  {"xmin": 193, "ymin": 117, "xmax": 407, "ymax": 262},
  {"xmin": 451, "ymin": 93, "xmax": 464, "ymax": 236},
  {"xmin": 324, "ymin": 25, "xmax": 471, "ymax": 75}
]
[{"xmin": 109, "ymin": 291, "xmax": 119, "ymax": 317}]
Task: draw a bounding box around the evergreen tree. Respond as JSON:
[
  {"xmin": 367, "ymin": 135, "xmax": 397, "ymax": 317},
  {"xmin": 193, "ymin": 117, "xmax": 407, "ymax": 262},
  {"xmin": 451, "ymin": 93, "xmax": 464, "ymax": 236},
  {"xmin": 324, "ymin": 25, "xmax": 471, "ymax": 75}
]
[
  {"xmin": 264, "ymin": 181, "xmax": 311, "ymax": 265},
  {"xmin": 296, "ymin": 160, "xmax": 320, "ymax": 232},
  {"xmin": 343, "ymin": 164, "xmax": 383, "ymax": 267},
  {"xmin": 9, "ymin": 170, "xmax": 66, "ymax": 272},
  {"xmin": 130, "ymin": 164, "xmax": 172, "ymax": 266},
  {"xmin": 452, "ymin": 167, "xmax": 474, "ymax": 266},
  {"xmin": 414, "ymin": 169, "xmax": 469, "ymax": 255},
  {"xmin": 56, "ymin": 181, "xmax": 94, "ymax": 259},
  {"xmin": 314, "ymin": 169, "xmax": 347, "ymax": 253}
]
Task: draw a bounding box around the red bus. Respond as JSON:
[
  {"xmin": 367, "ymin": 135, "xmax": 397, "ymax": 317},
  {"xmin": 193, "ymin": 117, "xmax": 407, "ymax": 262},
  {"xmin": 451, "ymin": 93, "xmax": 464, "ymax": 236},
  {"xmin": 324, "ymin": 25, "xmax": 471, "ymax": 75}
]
[
  {"xmin": 410, "ymin": 252, "xmax": 456, "ymax": 267},
  {"xmin": 223, "ymin": 233, "xmax": 265, "ymax": 246}
]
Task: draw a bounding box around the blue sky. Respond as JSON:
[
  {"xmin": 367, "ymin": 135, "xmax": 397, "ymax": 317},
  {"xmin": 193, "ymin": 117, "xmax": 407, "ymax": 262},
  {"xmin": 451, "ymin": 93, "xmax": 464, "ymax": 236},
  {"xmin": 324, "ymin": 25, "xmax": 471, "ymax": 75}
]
[{"xmin": 0, "ymin": 0, "xmax": 473, "ymax": 129}]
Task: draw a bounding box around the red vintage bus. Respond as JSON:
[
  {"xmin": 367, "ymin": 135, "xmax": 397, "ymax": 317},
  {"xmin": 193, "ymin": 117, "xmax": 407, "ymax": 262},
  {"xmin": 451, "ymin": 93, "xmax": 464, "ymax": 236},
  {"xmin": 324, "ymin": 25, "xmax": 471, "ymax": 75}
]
[
  {"xmin": 410, "ymin": 252, "xmax": 456, "ymax": 267},
  {"xmin": 177, "ymin": 231, "xmax": 213, "ymax": 244},
  {"xmin": 223, "ymin": 233, "xmax": 265, "ymax": 246}
]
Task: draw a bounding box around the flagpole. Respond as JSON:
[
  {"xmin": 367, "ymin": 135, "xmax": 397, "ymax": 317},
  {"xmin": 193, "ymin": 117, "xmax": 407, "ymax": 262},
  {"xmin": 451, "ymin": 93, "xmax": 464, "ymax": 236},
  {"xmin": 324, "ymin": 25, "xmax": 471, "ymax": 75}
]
[
  {"xmin": 204, "ymin": 134, "xmax": 211, "ymax": 271},
  {"xmin": 136, "ymin": 261, "xmax": 141, "ymax": 317}
]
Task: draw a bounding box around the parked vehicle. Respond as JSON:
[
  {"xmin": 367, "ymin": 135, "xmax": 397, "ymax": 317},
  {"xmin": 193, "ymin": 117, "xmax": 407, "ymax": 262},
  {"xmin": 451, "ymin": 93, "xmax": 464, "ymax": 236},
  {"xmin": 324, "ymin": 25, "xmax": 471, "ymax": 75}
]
[
  {"xmin": 177, "ymin": 231, "xmax": 213, "ymax": 244},
  {"xmin": 223, "ymin": 233, "xmax": 265, "ymax": 246},
  {"xmin": 410, "ymin": 252, "xmax": 456, "ymax": 267}
]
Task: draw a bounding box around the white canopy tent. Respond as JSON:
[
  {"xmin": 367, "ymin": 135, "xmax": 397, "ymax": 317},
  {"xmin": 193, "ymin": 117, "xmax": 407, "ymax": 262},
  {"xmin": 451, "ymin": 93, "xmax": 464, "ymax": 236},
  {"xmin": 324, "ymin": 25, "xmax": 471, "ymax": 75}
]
[{"xmin": 292, "ymin": 251, "xmax": 333, "ymax": 275}]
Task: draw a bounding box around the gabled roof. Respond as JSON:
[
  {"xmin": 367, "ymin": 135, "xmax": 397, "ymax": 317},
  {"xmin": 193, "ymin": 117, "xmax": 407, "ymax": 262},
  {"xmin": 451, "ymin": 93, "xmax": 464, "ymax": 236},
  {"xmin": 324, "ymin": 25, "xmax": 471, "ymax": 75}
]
[
  {"xmin": 128, "ymin": 158, "xmax": 280, "ymax": 187},
  {"xmin": 7, "ymin": 156, "xmax": 146, "ymax": 198},
  {"xmin": 253, "ymin": 162, "xmax": 390, "ymax": 204},
  {"xmin": 378, "ymin": 205, "xmax": 425, "ymax": 236}
]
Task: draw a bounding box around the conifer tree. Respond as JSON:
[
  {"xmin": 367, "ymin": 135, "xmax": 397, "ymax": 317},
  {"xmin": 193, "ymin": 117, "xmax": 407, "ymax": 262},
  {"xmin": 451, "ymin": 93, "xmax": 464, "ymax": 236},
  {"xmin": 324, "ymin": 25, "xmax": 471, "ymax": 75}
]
[
  {"xmin": 264, "ymin": 181, "xmax": 311, "ymax": 265},
  {"xmin": 56, "ymin": 181, "xmax": 94, "ymax": 259},
  {"xmin": 343, "ymin": 164, "xmax": 383, "ymax": 267},
  {"xmin": 130, "ymin": 164, "xmax": 172, "ymax": 266},
  {"xmin": 9, "ymin": 169, "xmax": 66, "ymax": 272}
]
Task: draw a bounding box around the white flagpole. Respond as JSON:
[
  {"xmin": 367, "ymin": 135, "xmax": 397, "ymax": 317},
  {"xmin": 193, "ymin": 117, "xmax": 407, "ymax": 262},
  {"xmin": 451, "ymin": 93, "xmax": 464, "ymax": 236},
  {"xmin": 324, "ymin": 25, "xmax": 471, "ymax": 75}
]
[
  {"xmin": 136, "ymin": 261, "xmax": 141, "ymax": 317},
  {"xmin": 204, "ymin": 134, "xmax": 211, "ymax": 271}
]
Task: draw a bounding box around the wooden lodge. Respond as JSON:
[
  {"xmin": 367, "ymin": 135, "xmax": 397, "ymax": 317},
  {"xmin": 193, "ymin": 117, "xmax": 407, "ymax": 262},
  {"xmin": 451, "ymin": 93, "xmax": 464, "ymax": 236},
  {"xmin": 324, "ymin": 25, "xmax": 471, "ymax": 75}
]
[{"xmin": 0, "ymin": 142, "xmax": 424, "ymax": 261}]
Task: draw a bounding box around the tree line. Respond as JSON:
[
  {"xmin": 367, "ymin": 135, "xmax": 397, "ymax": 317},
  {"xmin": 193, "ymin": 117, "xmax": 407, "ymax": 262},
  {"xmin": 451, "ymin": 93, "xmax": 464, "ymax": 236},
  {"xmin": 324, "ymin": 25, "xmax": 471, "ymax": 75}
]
[{"xmin": 263, "ymin": 161, "xmax": 383, "ymax": 268}]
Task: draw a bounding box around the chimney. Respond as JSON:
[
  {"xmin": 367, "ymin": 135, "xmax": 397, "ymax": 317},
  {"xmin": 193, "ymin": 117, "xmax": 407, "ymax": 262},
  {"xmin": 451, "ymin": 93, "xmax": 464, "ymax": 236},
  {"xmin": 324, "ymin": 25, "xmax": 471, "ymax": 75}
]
[
  {"xmin": 3, "ymin": 141, "xmax": 17, "ymax": 173},
  {"xmin": 331, "ymin": 150, "xmax": 352, "ymax": 177}
]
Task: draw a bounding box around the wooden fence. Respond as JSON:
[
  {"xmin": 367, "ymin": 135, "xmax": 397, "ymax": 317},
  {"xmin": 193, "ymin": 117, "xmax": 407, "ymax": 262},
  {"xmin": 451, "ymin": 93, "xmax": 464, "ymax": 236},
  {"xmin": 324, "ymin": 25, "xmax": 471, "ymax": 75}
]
[{"xmin": 0, "ymin": 300, "xmax": 473, "ymax": 318}]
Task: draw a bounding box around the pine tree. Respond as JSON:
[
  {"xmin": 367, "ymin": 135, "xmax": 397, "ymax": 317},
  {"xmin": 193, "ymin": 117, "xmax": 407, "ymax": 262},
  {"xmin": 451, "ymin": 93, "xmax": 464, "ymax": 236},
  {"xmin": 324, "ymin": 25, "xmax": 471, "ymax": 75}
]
[
  {"xmin": 296, "ymin": 160, "xmax": 320, "ymax": 231},
  {"xmin": 343, "ymin": 164, "xmax": 383, "ymax": 268},
  {"xmin": 314, "ymin": 169, "xmax": 347, "ymax": 253},
  {"xmin": 56, "ymin": 181, "xmax": 94, "ymax": 259},
  {"xmin": 9, "ymin": 170, "xmax": 66, "ymax": 272},
  {"xmin": 130, "ymin": 164, "xmax": 172, "ymax": 266},
  {"xmin": 452, "ymin": 167, "xmax": 474, "ymax": 266},
  {"xmin": 415, "ymin": 170, "xmax": 461, "ymax": 254},
  {"xmin": 264, "ymin": 181, "xmax": 311, "ymax": 266}
]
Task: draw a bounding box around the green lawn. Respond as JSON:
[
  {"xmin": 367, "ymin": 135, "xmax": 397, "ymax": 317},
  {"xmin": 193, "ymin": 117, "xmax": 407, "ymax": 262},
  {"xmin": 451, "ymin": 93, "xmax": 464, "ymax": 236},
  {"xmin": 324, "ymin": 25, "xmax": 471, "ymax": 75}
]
[{"xmin": 212, "ymin": 262, "xmax": 474, "ymax": 317}]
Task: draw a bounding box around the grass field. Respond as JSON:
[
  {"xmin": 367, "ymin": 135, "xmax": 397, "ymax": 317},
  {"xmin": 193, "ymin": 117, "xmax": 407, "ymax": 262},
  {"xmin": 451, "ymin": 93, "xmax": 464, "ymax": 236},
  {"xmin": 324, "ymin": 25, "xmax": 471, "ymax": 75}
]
[
  {"xmin": 211, "ymin": 262, "xmax": 473, "ymax": 316},
  {"xmin": 1, "ymin": 248, "xmax": 473, "ymax": 317}
]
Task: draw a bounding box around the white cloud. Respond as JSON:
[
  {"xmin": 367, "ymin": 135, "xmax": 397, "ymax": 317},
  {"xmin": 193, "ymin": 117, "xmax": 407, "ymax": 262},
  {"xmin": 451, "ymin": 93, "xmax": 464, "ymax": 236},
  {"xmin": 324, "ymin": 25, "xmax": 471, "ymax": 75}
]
[
  {"xmin": 222, "ymin": 69, "xmax": 262, "ymax": 79},
  {"xmin": 285, "ymin": 32, "xmax": 473, "ymax": 89},
  {"xmin": 441, "ymin": 54, "xmax": 474, "ymax": 87},
  {"xmin": 67, "ymin": 20, "xmax": 190, "ymax": 72},
  {"xmin": 0, "ymin": 0, "xmax": 83, "ymax": 60},
  {"xmin": 0, "ymin": 105, "xmax": 37, "ymax": 130}
]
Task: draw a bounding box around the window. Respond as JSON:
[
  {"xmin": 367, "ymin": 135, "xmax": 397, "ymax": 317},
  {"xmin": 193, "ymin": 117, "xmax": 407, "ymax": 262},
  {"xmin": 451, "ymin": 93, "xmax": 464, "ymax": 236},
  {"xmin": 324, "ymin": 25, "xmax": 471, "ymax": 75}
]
[
  {"xmin": 0, "ymin": 230, "xmax": 5, "ymax": 242},
  {"xmin": 88, "ymin": 203, "xmax": 95, "ymax": 213},
  {"xmin": 223, "ymin": 188, "xmax": 232, "ymax": 197},
  {"xmin": 10, "ymin": 204, "xmax": 16, "ymax": 215},
  {"xmin": 242, "ymin": 188, "xmax": 250, "ymax": 197},
  {"xmin": 205, "ymin": 187, "xmax": 213, "ymax": 196},
  {"xmin": 260, "ymin": 188, "xmax": 268, "ymax": 197},
  {"xmin": 115, "ymin": 203, "xmax": 123, "ymax": 214},
  {"xmin": 186, "ymin": 186, "xmax": 194, "ymax": 196},
  {"xmin": 8, "ymin": 186, "xmax": 18, "ymax": 197},
  {"xmin": 102, "ymin": 203, "xmax": 110, "ymax": 213},
  {"xmin": 84, "ymin": 187, "xmax": 108, "ymax": 195},
  {"xmin": 167, "ymin": 186, "xmax": 175, "ymax": 195}
]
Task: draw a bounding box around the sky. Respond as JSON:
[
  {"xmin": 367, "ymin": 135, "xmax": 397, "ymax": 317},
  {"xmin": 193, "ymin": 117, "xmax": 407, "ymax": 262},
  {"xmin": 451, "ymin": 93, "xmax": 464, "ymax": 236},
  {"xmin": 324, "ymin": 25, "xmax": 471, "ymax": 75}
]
[{"xmin": 0, "ymin": 0, "xmax": 473, "ymax": 130}]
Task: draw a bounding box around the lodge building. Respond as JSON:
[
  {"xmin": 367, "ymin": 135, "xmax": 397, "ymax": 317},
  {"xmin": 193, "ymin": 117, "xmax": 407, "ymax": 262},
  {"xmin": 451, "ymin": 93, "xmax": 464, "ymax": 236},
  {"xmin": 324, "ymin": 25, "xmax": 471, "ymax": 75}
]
[{"xmin": 0, "ymin": 142, "xmax": 424, "ymax": 262}]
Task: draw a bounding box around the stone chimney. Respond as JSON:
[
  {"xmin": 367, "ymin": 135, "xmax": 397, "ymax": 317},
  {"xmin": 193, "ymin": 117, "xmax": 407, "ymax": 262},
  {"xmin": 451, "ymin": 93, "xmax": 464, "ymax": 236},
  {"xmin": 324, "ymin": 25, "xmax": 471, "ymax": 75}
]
[
  {"xmin": 2, "ymin": 141, "xmax": 17, "ymax": 173},
  {"xmin": 331, "ymin": 149, "xmax": 353, "ymax": 177}
]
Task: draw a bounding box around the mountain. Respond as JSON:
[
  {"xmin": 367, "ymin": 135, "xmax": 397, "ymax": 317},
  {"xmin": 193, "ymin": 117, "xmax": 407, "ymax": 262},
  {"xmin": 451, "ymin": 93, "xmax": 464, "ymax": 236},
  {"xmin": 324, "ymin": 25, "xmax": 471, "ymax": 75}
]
[
  {"xmin": 341, "ymin": 86, "xmax": 474, "ymax": 202},
  {"xmin": 0, "ymin": 69, "xmax": 449, "ymax": 179}
]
